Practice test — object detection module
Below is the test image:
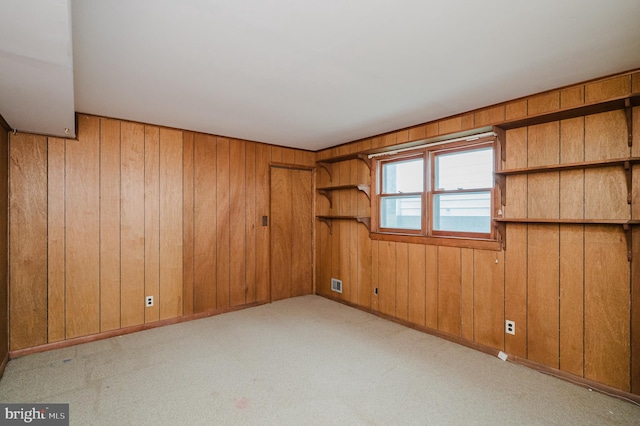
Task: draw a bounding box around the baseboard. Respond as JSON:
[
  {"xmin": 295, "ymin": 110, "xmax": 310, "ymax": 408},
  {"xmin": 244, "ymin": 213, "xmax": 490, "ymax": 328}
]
[
  {"xmin": 318, "ymin": 293, "xmax": 640, "ymax": 406},
  {"xmin": 9, "ymin": 300, "xmax": 268, "ymax": 359}
]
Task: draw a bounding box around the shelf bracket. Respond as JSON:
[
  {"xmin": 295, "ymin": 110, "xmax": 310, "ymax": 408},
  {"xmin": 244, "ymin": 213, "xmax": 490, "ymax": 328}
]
[
  {"xmin": 624, "ymin": 223, "xmax": 632, "ymax": 262},
  {"xmin": 356, "ymin": 217, "xmax": 371, "ymax": 232},
  {"xmin": 494, "ymin": 126, "xmax": 506, "ymax": 163},
  {"xmin": 494, "ymin": 220, "xmax": 506, "ymax": 250},
  {"xmin": 356, "ymin": 153, "xmax": 372, "ymax": 170},
  {"xmin": 318, "ymin": 217, "xmax": 333, "ymax": 234},
  {"xmin": 357, "ymin": 184, "xmax": 371, "ymax": 200},
  {"xmin": 625, "ymin": 160, "xmax": 633, "ymax": 204},
  {"xmin": 317, "ymin": 189, "xmax": 333, "ymax": 208},
  {"xmin": 317, "ymin": 162, "xmax": 333, "ymax": 182},
  {"xmin": 625, "ymin": 98, "xmax": 633, "ymax": 148}
]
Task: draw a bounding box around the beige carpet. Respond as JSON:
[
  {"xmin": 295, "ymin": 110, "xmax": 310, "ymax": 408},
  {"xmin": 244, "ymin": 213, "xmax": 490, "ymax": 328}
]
[{"xmin": 1, "ymin": 295, "xmax": 639, "ymax": 425}]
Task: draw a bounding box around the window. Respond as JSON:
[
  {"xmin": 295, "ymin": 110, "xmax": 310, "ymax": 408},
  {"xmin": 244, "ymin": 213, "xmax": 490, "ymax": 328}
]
[{"xmin": 374, "ymin": 136, "xmax": 497, "ymax": 243}]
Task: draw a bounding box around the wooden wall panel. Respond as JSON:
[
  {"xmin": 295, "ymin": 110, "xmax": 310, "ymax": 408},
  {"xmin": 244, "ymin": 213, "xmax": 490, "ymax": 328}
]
[
  {"xmin": 584, "ymin": 227, "xmax": 630, "ymax": 391},
  {"xmin": 474, "ymin": 250, "xmax": 504, "ymax": 350},
  {"xmin": 528, "ymin": 92, "xmax": 559, "ymax": 115},
  {"xmin": 378, "ymin": 241, "xmax": 396, "ymax": 317},
  {"xmin": 99, "ymin": 119, "xmax": 122, "ymax": 332},
  {"xmin": 47, "ymin": 138, "xmax": 65, "ymax": 342},
  {"xmin": 291, "ymin": 169, "xmax": 313, "ymax": 297},
  {"xmin": 65, "ymin": 115, "xmax": 100, "ymax": 339},
  {"xmin": 270, "ymin": 167, "xmax": 292, "ymax": 301},
  {"xmin": 585, "ymin": 75, "xmax": 630, "ymax": 104},
  {"xmin": 395, "ymin": 242, "xmax": 409, "ymax": 321},
  {"xmin": 559, "ymin": 225, "xmax": 584, "ymax": 376},
  {"xmin": 120, "ymin": 122, "xmax": 146, "ymax": 328},
  {"xmin": 504, "ymin": 224, "xmax": 527, "ymax": 358},
  {"xmin": 159, "ymin": 128, "xmax": 183, "ymax": 320},
  {"xmin": 9, "ymin": 134, "xmax": 48, "ymax": 350},
  {"xmin": 0, "ymin": 127, "xmax": 7, "ymax": 360},
  {"xmin": 460, "ymin": 248, "xmax": 474, "ymax": 341},
  {"xmin": 255, "ymin": 144, "xmax": 271, "ymax": 301},
  {"xmin": 527, "ymin": 123, "xmax": 559, "ymax": 219},
  {"xmin": 216, "ymin": 138, "xmax": 231, "ymax": 308},
  {"xmin": 356, "ymin": 140, "xmax": 372, "ymax": 308},
  {"xmin": 425, "ymin": 245, "xmax": 438, "ymax": 329},
  {"xmin": 527, "ymin": 225, "xmax": 559, "ymax": 368},
  {"xmin": 245, "ymin": 142, "xmax": 257, "ymax": 303},
  {"xmin": 560, "ymin": 86, "xmax": 585, "ymax": 109},
  {"xmin": 559, "ymin": 118, "xmax": 584, "ymax": 219},
  {"xmin": 182, "ymin": 132, "xmax": 194, "ymax": 315},
  {"xmin": 229, "ymin": 140, "xmax": 246, "ymax": 306},
  {"xmin": 408, "ymin": 244, "xmax": 426, "ymax": 327},
  {"xmin": 144, "ymin": 126, "xmax": 160, "ymax": 323},
  {"xmin": 438, "ymin": 246, "xmax": 461, "ymax": 336},
  {"xmin": 193, "ymin": 134, "xmax": 217, "ymax": 312}
]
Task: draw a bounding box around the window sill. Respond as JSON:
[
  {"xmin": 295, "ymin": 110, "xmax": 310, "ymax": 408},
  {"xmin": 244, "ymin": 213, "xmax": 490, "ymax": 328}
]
[{"xmin": 370, "ymin": 232, "xmax": 502, "ymax": 251}]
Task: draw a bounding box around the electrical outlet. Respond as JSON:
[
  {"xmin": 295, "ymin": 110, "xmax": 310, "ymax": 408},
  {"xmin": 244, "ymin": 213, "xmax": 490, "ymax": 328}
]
[
  {"xmin": 505, "ymin": 320, "xmax": 515, "ymax": 335},
  {"xmin": 145, "ymin": 296, "xmax": 154, "ymax": 307}
]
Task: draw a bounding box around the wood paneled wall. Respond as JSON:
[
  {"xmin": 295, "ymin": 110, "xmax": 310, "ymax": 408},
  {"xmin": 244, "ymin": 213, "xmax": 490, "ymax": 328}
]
[
  {"xmin": 316, "ymin": 70, "xmax": 640, "ymax": 395},
  {"xmin": 8, "ymin": 114, "xmax": 314, "ymax": 351},
  {"xmin": 0, "ymin": 124, "xmax": 8, "ymax": 371}
]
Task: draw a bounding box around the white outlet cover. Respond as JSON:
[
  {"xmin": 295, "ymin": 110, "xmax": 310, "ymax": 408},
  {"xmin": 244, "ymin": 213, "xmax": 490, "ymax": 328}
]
[{"xmin": 145, "ymin": 296, "xmax": 154, "ymax": 307}]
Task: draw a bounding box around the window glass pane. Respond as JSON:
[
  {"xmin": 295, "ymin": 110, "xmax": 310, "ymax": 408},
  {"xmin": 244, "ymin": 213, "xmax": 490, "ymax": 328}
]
[
  {"xmin": 432, "ymin": 192, "xmax": 491, "ymax": 233},
  {"xmin": 382, "ymin": 158, "xmax": 423, "ymax": 194},
  {"xmin": 435, "ymin": 147, "xmax": 493, "ymax": 190},
  {"xmin": 380, "ymin": 196, "xmax": 422, "ymax": 230}
]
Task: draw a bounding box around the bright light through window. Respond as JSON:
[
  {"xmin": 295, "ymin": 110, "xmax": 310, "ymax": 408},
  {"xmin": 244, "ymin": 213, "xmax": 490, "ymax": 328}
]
[{"xmin": 435, "ymin": 147, "xmax": 493, "ymax": 190}]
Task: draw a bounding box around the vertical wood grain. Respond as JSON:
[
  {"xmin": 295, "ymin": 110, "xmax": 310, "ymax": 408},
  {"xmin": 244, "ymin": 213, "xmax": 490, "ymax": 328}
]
[
  {"xmin": 0, "ymin": 128, "xmax": 7, "ymax": 358},
  {"xmin": 270, "ymin": 167, "xmax": 291, "ymax": 301},
  {"xmin": 65, "ymin": 115, "xmax": 100, "ymax": 339},
  {"xmin": 245, "ymin": 142, "xmax": 257, "ymax": 304},
  {"xmin": 474, "ymin": 250, "xmax": 505, "ymax": 350},
  {"xmin": 255, "ymin": 144, "xmax": 271, "ymax": 301},
  {"xmin": 559, "ymin": 225, "xmax": 584, "ymax": 376},
  {"xmin": 99, "ymin": 119, "xmax": 121, "ymax": 332},
  {"xmin": 193, "ymin": 134, "xmax": 217, "ymax": 312},
  {"xmin": 9, "ymin": 134, "xmax": 48, "ymax": 350},
  {"xmin": 559, "ymin": 118, "xmax": 584, "ymax": 219},
  {"xmin": 47, "ymin": 138, "xmax": 65, "ymax": 342},
  {"xmin": 460, "ymin": 248, "xmax": 474, "ymax": 341},
  {"xmin": 217, "ymin": 138, "xmax": 230, "ymax": 308},
  {"xmin": 120, "ymin": 121, "xmax": 145, "ymax": 328},
  {"xmin": 229, "ymin": 140, "xmax": 246, "ymax": 306},
  {"xmin": 505, "ymin": 224, "xmax": 527, "ymax": 358},
  {"xmin": 408, "ymin": 244, "xmax": 426, "ymax": 327},
  {"xmin": 527, "ymin": 123, "xmax": 559, "ymax": 219},
  {"xmin": 182, "ymin": 132, "xmax": 194, "ymax": 315},
  {"xmin": 159, "ymin": 128, "xmax": 183, "ymax": 320},
  {"xmin": 291, "ymin": 169, "xmax": 313, "ymax": 297},
  {"xmin": 527, "ymin": 225, "xmax": 559, "ymax": 368},
  {"xmin": 395, "ymin": 242, "xmax": 409, "ymax": 321},
  {"xmin": 144, "ymin": 126, "xmax": 160, "ymax": 323},
  {"xmin": 378, "ymin": 241, "xmax": 396, "ymax": 317},
  {"xmin": 425, "ymin": 245, "xmax": 438, "ymax": 329},
  {"xmin": 584, "ymin": 226, "xmax": 630, "ymax": 391},
  {"xmin": 438, "ymin": 246, "xmax": 461, "ymax": 336}
]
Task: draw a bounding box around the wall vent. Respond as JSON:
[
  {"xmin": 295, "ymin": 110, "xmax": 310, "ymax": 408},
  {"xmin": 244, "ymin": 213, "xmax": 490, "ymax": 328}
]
[{"xmin": 331, "ymin": 278, "xmax": 343, "ymax": 293}]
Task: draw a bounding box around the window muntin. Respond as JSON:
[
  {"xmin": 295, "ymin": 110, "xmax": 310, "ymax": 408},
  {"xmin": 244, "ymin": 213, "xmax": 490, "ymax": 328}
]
[{"xmin": 374, "ymin": 138, "xmax": 496, "ymax": 240}]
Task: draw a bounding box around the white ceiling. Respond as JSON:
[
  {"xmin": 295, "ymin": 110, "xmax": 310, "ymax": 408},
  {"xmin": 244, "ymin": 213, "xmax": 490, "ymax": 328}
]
[{"xmin": 2, "ymin": 1, "xmax": 640, "ymax": 150}]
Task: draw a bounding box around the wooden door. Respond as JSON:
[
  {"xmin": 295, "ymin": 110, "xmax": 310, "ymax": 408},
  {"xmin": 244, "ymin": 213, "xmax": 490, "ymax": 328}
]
[{"xmin": 270, "ymin": 165, "xmax": 313, "ymax": 301}]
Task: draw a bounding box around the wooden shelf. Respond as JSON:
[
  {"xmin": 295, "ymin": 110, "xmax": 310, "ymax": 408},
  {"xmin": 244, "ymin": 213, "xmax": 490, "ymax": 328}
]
[
  {"xmin": 493, "ymin": 218, "xmax": 640, "ymax": 260},
  {"xmin": 316, "ymin": 215, "xmax": 371, "ymax": 234},
  {"xmin": 317, "ymin": 184, "xmax": 371, "ymax": 208},
  {"xmin": 317, "ymin": 153, "xmax": 371, "ymax": 181},
  {"xmin": 495, "ymin": 157, "xmax": 640, "ymax": 175},
  {"xmin": 495, "ymin": 157, "xmax": 640, "ymax": 205},
  {"xmin": 497, "ymin": 94, "xmax": 639, "ymax": 147}
]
